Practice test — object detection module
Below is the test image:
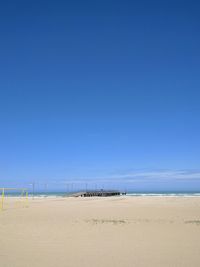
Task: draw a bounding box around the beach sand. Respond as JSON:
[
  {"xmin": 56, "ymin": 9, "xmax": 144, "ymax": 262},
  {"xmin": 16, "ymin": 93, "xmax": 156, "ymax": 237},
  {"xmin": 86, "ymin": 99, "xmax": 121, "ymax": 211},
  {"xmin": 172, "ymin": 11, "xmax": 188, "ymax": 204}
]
[{"xmin": 0, "ymin": 196, "xmax": 200, "ymax": 267}]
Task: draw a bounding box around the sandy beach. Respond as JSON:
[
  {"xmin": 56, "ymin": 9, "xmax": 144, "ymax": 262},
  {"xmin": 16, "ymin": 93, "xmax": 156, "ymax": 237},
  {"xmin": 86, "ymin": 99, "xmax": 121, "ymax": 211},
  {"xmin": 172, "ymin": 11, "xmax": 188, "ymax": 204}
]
[{"xmin": 0, "ymin": 196, "xmax": 200, "ymax": 267}]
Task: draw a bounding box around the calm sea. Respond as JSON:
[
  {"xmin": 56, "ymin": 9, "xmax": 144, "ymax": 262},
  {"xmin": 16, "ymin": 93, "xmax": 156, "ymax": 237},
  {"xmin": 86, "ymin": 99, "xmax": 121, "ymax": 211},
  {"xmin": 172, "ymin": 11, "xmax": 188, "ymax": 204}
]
[{"xmin": 3, "ymin": 191, "xmax": 200, "ymax": 197}]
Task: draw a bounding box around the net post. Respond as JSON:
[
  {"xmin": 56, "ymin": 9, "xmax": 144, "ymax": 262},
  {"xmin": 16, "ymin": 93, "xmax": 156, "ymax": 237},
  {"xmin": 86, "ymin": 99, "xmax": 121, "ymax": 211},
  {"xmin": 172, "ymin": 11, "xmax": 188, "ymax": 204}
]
[
  {"xmin": 26, "ymin": 191, "xmax": 28, "ymax": 207},
  {"xmin": 1, "ymin": 188, "xmax": 5, "ymax": 211},
  {"xmin": 21, "ymin": 189, "xmax": 24, "ymax": 207}
]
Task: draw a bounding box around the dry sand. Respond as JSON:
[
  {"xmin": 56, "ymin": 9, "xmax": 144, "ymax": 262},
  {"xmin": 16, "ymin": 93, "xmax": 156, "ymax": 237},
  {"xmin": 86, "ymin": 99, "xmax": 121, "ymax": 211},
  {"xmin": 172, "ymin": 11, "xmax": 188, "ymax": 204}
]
[{"xmin": 0, "ymin": 196, "xmax": 200, "ymax": 267}]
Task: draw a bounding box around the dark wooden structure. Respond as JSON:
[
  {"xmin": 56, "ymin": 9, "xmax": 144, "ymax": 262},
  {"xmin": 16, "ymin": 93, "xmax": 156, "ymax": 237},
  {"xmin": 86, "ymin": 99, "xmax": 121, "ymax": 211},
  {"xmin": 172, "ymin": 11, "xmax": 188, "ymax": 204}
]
[{"xmin": 71, "ymin": 190, "xmax": 122, "ymax": 197}]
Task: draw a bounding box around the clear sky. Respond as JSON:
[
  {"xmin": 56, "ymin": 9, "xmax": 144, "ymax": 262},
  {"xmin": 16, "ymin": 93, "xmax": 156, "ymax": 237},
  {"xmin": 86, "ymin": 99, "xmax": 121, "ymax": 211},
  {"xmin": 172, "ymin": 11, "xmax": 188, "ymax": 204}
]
[{"xmin": 0, "ymin": 0, "xmax": 200, "ymax": 191}]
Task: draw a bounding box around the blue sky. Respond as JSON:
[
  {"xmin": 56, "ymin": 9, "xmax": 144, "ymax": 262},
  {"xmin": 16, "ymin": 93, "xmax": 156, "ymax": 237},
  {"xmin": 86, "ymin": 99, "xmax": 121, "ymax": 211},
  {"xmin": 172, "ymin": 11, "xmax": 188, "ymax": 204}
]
[{"xmin": 0, "ymin": 0, "xmax": 200, "ymax": 191}]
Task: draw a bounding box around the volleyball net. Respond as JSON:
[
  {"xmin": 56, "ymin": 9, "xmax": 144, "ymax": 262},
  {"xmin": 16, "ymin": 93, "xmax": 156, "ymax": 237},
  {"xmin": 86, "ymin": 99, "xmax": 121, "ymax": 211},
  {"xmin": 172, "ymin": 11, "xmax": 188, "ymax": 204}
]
[{"xmin": 0, "ymin": 188, "xmax": 29, "ymax": 211}]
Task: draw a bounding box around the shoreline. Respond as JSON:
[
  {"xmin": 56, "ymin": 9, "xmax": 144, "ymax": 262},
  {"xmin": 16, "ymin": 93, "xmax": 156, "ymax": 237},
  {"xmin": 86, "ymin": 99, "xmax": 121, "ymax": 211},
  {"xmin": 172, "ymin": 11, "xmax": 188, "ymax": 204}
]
[{"xmin": 3, "ymin": 193, "xmax": 200, "ymax": 198}]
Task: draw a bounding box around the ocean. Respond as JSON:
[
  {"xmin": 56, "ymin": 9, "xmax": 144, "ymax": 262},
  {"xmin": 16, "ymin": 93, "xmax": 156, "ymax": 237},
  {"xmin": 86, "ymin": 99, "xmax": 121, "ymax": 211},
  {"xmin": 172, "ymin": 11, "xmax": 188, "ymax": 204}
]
[{"xmin": 29, "ymin": 191, "xmax": 200, "ymax": 197}]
